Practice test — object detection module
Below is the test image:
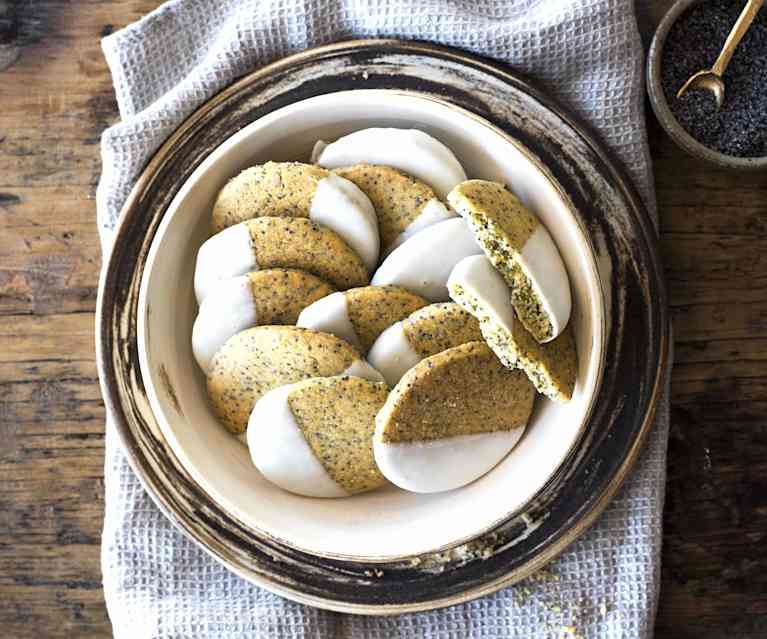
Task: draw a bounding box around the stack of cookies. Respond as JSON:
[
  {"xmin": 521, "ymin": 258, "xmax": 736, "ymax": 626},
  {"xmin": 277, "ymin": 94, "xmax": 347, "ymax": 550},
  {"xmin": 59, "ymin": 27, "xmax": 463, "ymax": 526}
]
[{"xmin": 191, "ymin": 128, "xmax": 577, "ymax": 498}]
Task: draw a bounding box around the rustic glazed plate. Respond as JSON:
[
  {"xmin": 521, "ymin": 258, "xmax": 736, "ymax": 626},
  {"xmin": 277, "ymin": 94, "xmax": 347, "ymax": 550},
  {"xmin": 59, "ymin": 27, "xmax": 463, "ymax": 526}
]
[{"xmin": 96, "ymin": 40, "xmax": 668, "ymax": 613}]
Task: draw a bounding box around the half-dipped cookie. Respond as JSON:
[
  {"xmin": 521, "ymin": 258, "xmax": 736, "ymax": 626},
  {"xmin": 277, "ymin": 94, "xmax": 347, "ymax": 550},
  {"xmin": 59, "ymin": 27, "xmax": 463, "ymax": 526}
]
[
  {"xmin": 207, "ymin": 326, "xmax": 383, "ymax": 434},
  {"xmin": 192, "ymin": 269, "xmax": 334, "ymax": 372},
  {"xmin": 212, "ymin": 162, "xmax": 379, "ymax": 269},
  {"xmin": 333, "ymin": 164, "xmax": 455, "ymax": 254},
  {"xmin": 314, "ymin": 128, "xmax": 467, "ymax": 199},
  {"xmin": 296, "ymin": 285, "xmax": 427, "ymax": 354},
  {"xmin": 194, "ymin": 217, "xmax": 369, "ymax": 302},
  {"xmin": 448, "ymin": 179, "xmax": 571, "ymax": 343},
  {"xmin": 447, "ymin": 254, "xmax": 576, "ymax": 402},
  {"xmin": 371, "ymin": 217, "xmax": 482, "ymax": 302},
  {"xmin": 374, "ymin": 341, "xmax": 535, "ymax": 493},
  {"xmin": 248, "ymin": 376, "xmax": 389, "ymax": 497},
  {"xmin": 368, "ymin": 302, "xmax": 482, "ymax": 386}
]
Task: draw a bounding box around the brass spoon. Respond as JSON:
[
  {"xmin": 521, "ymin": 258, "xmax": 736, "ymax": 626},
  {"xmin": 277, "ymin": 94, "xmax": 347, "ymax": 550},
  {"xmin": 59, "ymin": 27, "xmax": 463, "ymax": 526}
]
[{"xmin": 677, "ymin": 0, "xmax": 764, "ymax": 109}]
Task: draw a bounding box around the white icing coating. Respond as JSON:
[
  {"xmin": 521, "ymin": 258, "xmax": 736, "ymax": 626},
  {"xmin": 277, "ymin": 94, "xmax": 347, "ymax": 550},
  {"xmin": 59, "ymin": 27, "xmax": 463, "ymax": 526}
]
[
  {"xmin": 371, "ymin": 218, "xmax": 482, "ymax": 302},
  {"xmin": 315, "ymin": 128, "xmax": 467, "ymax": 199},
  {"xmin": 310, "ymin": 175, "xmax": 380, "ymax": 271},
  {"xmin": 296, "ymin": 292, "xmax": 361, "ymax": 351},
  {"xmin": 191, "ymin": 276, "xmax": 257, "ymax": 373},
  {"xmin": 310, "ymin": 139, "xmax": 327, "ymax": 163},
  {"xmin": 374, "ymin": 428, "xmax": 525, "ymax": 493},
  {"xmin": 447, "ymin": 254, "xmax": 515, "ymax": 331},
  {"xmin": 194, "ymin": 223, "xmax": 256, "ymax": 303},
  {"xmin": 519, "ymin": 224, "xmax": 572, "ymax": 340},
  {"xmin": 367, "ymin": 321, "xmax": 422, "ymax": 386},
  {"xmin": 248, "ymin": 385, "xmax": 348, "ymax": 498},
  {"xmin": 386, "ymin": 198, "xmax": 456, "ymax": 255},
  {"xmin": 342, "ymin": 359, "xmax": 386, "ymax": 384}
]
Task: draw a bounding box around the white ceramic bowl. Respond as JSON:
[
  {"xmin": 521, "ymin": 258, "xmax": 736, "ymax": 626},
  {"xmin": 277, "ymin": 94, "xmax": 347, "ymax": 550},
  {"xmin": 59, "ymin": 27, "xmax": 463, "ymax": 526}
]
[{"xmin": 137, "ymin": 90, "xmax": 605, "ymax": 561}]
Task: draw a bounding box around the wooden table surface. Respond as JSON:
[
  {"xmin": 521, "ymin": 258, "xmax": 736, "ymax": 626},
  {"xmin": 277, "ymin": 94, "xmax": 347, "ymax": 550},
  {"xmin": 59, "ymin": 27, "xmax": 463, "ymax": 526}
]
[{"xmin": 1, "ymin": 1, "xmax": 766, "ymax": 637}]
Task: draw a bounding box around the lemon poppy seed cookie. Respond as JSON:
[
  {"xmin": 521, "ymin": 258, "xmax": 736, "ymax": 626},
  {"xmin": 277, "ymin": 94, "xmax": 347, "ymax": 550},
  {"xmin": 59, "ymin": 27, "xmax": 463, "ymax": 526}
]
[
  {"xmin": 448, "ymin": 179, "xmax": 572, "ymax": 343},
  {"xmin": 334, "ymin": 164, "xmax": 455, "ymax": 254},
  {"xmin": 212, "ymin": 162, "xmax": 328, "ymax": 230},
  {"xmin": 245, "ymin": 269, "xmax": 335, "ymax": 325},
  {"xmin": 207, "ymin": 326, "xmax": 383, "ymax": 434},
  {"xmin": 374, "ymin": 341, "xmax": 535, "ymax": 493},
  {"xmin": 248, "ymin": 376, "xmax": 389, "ymax": 497},
  {"xmin": 314, "ymin": 128, "xmax": 467, "ymax": 199},
  {"xmin": 211, "ymin": 162, "xmax": 380, "ymax": 269},
  {"xmin": 368, "ymin": 302, "xmax": 482, "ymax": 386},
  {"xmin": 402, "ymin": 303, "xmax": 484, "ymax": 358},
  {"xmin": 371, "ymin": 217, "xmax": 482, "ymax": 302},
  {"xmin": 192, "ymin": 269, "xmax": 334, "ymax": 372},
  {"xmin": 297, "ymin": 285, "xmax": 427, "ymax": 354},
  {"xmin": 480, "ymin": 319, "xmax": 577, "ymax": 403},
  {"xmin": 447, "ymin": 255, "xmax": 576, "ymax": 402},
  {"xmin": 194, "ymin": 217, "xmax": 369, "ymax": 302}
]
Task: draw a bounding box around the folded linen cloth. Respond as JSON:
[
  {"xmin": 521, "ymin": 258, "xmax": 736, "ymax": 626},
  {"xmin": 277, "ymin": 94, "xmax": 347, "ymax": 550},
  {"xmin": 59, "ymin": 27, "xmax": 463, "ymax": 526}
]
[{"xmin": 97, "ymin": 1, "xmax": 670, "ymax": 637}]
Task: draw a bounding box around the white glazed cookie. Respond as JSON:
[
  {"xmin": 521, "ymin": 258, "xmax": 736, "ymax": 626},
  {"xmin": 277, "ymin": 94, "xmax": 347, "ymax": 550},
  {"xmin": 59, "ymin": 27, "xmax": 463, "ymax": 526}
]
[
  {"xmin": 192, "ymin": 269, "xmax": 334, "ymax": 372},
  {"xmin": 333, "ymin": 164, "xmax": 455, "ymax": 254},
  {"xmin": 448, "ymin": 179, "xmax": 571, "ymax": 343},
  {"xmin": 211, "ymin": 162, "xmax": 380, "ymax": 270},
  {"xmin": 207, "ymin": 326, "xmax": 383, "ymax": 434},
  {"xmin": 248, "ymin": 376, "xmax": 389, "ymax": 497},
  {"xmin": 371, "ymin": 217, "xmax": 482, "ymax": 302},
  {"xmin": 314, "ymin": 128, "xmax": 467, "ymax": 199},
  {"xmin": 194, "ymin": 217, "xmax": 369, "ymax": 302},
  {"xmin": 447, "ymin": 254, "xmax": 576, "ymax": 403},
  {"xmin": 374, "ymin": 341, "xmax": 535, "ymax": 493},
  {"xmin": 296, "ymin": 285, "xmax": 427, "ymax": 354},
  {"xmin": 368, "ymin": 302, "xmax": 482, "ymax": 386}
]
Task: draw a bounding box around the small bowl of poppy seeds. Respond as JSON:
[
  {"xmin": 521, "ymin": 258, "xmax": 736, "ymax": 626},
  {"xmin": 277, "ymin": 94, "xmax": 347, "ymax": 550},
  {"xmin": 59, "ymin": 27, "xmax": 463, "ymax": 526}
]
[{"xmin": 647, "ymin": 0, "xmax": 767, "ymax": 169}]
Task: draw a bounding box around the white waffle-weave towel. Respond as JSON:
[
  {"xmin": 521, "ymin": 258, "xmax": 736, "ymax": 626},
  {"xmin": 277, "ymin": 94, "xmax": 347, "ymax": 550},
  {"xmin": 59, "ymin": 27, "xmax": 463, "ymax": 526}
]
[{"xmin": 97, "ymin": 1, "xmax": 670, "ymax": 637}]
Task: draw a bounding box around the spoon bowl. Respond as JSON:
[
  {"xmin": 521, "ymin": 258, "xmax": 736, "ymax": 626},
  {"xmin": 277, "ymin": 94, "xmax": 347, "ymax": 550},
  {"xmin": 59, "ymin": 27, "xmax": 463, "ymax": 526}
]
[{"xmin": 676, "ymin": 69, "xmax": 725, "ymax": 109}]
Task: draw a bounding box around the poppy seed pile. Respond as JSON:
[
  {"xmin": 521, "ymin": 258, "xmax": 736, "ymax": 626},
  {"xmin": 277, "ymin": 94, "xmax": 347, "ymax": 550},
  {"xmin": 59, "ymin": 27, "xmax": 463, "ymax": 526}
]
[{"xmin": 661, "ymin": 0, "xmax": 767, "ymax": 157}]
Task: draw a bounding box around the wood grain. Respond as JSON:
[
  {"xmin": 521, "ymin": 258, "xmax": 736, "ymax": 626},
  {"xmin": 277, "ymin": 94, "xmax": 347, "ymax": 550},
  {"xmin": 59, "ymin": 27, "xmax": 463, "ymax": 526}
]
[{"xmin": 0, "ymin": 0, "xmax": 765, "ymax": 636}]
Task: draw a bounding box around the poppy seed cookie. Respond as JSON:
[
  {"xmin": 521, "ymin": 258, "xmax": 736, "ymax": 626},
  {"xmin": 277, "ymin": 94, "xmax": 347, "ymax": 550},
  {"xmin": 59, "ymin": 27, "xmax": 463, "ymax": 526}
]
[
  {"xmin": 333, "ymin": 164, "xmax": 455, "ymax": 254},
  {"xmin": 371, "ymin": 217, "xmax": 482, "ymax": 302},
  {"xmin": 447, "ymin": 254, "xmax": 576, "ymax": 402},
  {"xmin": 206, "ymin": 326, "xmax": 383, "ymax": 434},
  {"xmin": 194, "ymin": 217, "xmax": 369, "ymax": 302},
  {"xmin": 212, "ymin": 162, "xmax": 328, "ymax": 230},
  {"xmin": 211, "ymin": 162, "xmax": 380, "ymax": 270},
  {"xmin": 368, "ymin": 302, "xmax": 482, "ymax": 386},
  {"xmin": 480, "ymin": 319, "xmax": 577, "ymax": 403},
  {"xmin": 297, "ymin": 285, "xmax": 427, "ymax": 354},
  {"xmin": 448, "ymin": 179, "xmax": 571, "ymax": 343},
  {"xmin": 314, "ymin": 128, "xmax": 468, "ymax": 199},
  {"xmin": 248, "ymin": 376, "xmax": 389, "ymax": 497},
  {"xmin": 192, "ymin": 269, "xmax": 334, "ymax": 372},
  {"xmin": 374, "ymin": 341, "xmax": 535, "ymax": 493}
]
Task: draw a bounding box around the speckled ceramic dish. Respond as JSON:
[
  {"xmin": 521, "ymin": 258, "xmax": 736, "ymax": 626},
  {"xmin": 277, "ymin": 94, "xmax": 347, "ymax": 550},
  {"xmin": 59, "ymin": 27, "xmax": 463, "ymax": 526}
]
[
  {"xmin": 96, "ymin": 40, "xmax": 669, "ymax": 614},
  {"xmin": 137, "ymin": 89, "xmax": 604, "ymax": 559}
]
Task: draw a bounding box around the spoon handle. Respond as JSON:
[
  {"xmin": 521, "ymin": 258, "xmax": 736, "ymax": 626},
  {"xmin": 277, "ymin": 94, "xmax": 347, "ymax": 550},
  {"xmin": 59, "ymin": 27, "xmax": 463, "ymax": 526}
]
[{"xmin": 711, "ymin": 0, "xmax": 764, "ymax": 76}]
